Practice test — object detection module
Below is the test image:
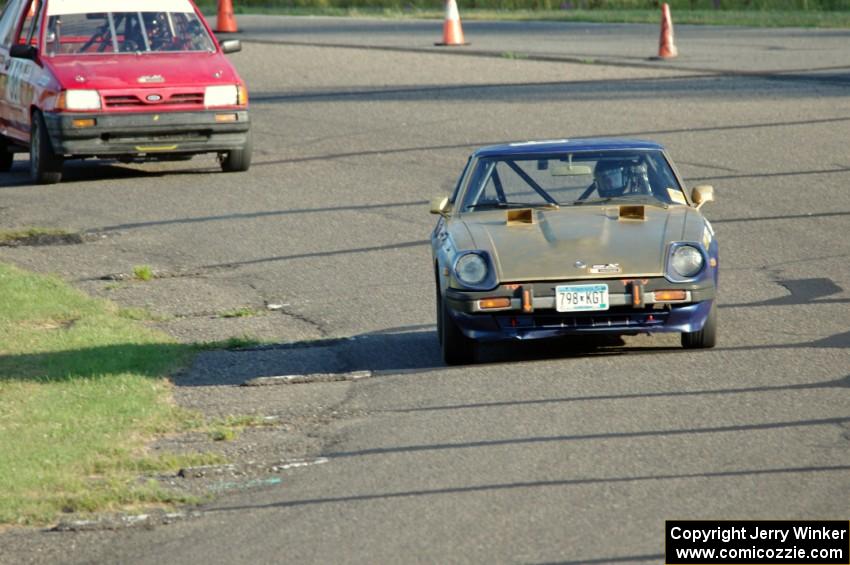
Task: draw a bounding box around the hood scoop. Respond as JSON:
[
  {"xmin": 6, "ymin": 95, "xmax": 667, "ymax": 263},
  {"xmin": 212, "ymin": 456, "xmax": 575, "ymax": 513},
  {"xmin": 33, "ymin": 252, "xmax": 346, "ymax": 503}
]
[
  {"xmin": 618, "ymin": 205, "xmax": 646, "ymax": 221},
  {"xmin": 506, "ymin": 208, "xmax": 535, "ymax": 225}
]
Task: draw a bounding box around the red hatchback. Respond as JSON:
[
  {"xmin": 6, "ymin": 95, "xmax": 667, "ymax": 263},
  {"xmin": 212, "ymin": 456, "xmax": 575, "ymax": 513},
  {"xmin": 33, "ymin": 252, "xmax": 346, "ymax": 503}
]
[{"xmin": 0, "ymin": 0, "xmax": 251, "ymax": 183}]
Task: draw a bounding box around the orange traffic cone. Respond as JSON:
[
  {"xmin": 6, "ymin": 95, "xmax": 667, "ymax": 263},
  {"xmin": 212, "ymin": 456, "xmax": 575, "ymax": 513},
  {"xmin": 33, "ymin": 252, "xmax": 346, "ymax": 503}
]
[
  {"xmin": 657, "ymin": 3, "xmax": 678, "ymax": 59},
  {"xmin": 216, "ymin": 0, "xmax": 238, "ymax": 33},
  {"xmin": 435, "ymin": 0, "xmax": 468, "ymax": 47}
]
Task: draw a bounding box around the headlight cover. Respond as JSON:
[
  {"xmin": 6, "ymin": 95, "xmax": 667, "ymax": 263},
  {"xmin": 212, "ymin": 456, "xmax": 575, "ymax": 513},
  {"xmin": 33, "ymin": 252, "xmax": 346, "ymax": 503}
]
[
  {"xmin": 667, "ymin": 244, "xmax": 705, "ymax": 281},
  {"xmin": 452, "ymin": 251, "xmax": 496, "ymax": 290},
  {"xmin": 204, "ymin": 85, "xmax": 239, "ymax": 107},
  {"xmin": 456, "ymin": 253, "xmax": 487, "ymax": 285},
  {"xmin": 62, "ymin": 90, "xmax": 101, "ymax": 111}
]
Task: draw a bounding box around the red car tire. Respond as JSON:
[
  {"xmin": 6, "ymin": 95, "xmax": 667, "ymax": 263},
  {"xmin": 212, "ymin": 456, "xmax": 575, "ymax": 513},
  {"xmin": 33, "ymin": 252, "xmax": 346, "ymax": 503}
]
[
  {"xmin": 219, "ymin": 128, "xmax": 252, "ymax": 173},
  {"xmin": 30, "ymin": 111, "xmax": 63, "ymax": 185}
]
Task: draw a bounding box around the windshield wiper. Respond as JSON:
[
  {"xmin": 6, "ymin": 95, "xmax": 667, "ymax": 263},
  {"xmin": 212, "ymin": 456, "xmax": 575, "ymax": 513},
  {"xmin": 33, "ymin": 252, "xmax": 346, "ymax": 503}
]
[
  {"xmin": 508, "ymin": 202, "xmax": 560, "ymax": 210},
  {"xmin": 572, "ymin": 197, "xmax": 613, "ymax": 206},
  {"xmin": 469, "ymin": 202, "xmax": 559, "ymax": 210},
  {"xmin": 573, "ymin": 194, "xmax": 667, "ymax": 208}
]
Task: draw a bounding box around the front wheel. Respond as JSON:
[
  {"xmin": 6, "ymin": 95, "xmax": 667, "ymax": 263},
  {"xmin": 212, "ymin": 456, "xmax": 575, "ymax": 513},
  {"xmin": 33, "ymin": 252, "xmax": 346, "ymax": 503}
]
[
  {"xmin": 681, "ymin": 301, "xmax": 717, "ymax": 349},
  {"xmin": 440, "ymin": 296, "xmax": 475, "ymax": 365},
  {"xmin": 219, "ymin": 129, "xmax": 252, "ymax": 173},
  {"xmin": 435, "ymin": 269, "xmax": 443, "ymax": 344},
  {"xmin": 30, "ymin": 111, "xmax": 63, "ymax": 184}
]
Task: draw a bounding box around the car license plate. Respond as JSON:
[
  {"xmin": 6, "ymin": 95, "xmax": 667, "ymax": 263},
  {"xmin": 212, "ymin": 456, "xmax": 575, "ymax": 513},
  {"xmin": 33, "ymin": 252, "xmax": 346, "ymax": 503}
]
[{"xmin": 556, "ymin": 284, "xmax": 609, "ymax": 312}]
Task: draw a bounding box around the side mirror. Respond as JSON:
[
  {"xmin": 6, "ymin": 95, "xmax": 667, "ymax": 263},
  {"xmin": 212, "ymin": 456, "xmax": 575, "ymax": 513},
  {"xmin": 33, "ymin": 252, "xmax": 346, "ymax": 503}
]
[
  {"xmin": 691, "ymin": 185, "xmax": 714, "ymax": 209},
  {"xmin": 220, "ymin": 39, "xmax": 241, "ymax": 54},
  {"xmin": 430, "ymin": 195, "xmax": 451, "ymax": 216},
  {"xmin": 10, "ymin": 44, "xmax": 37, "ymax": 61}
]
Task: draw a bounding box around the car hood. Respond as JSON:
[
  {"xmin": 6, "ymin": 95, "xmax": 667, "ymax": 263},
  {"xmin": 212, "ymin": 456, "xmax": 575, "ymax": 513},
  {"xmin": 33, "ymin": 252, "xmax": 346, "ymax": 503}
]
[
  {"xmin": 455, "ymin": 205, "xmax": 707, "ymax": 282},
  {"xmin": 45, "ymin": 52, "xmax": 239, "ymax": 90}
]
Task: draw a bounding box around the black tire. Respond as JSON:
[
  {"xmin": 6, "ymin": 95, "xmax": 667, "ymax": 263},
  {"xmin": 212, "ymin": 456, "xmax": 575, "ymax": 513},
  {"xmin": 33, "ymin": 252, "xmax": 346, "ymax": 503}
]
[
  {"xmin": 681, "ymin": 301, "xmax": 717, "ymax": 349},
  {"xmin": 0, "ymin": 137, "xmax": 14, "ymax": 172},
  {"xmin": 219, "ymin": 128, "xmax": 252, "ymax": 172},
  {"xmin": 440, "ymin": 295, "xmax": 475, "ymax": 365},
  {"xmin": 30, "ymin": 111, "xmax": 62, "ymax": 184},
  {"xmin": 435, "ymin": 268, "xmax": 443, "ymax": 344}
]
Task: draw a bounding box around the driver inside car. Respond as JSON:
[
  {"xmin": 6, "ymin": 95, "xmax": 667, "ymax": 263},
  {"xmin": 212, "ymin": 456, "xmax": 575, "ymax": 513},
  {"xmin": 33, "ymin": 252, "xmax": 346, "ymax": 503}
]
[{"xmin": 593, "ymin": 159, "xmax": 652, "ymax": 198}]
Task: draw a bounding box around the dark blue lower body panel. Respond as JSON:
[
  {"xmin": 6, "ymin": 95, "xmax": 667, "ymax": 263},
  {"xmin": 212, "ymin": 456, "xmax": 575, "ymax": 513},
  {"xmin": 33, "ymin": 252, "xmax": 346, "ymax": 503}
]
[{"xmin": 450, "ymin": 301, "xmax": 714, "ymax": 342}]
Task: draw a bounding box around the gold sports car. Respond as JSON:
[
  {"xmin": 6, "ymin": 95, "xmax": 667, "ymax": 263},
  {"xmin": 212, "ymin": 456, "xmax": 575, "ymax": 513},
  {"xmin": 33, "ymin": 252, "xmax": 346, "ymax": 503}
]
[{"xmin": 430, "ymin": 139, "xmax": 718, "ymax": 365}]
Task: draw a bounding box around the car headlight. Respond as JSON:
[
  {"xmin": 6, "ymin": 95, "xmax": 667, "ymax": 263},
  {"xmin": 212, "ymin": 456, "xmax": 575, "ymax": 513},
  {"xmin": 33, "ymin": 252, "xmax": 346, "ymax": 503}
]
[
  {"xmin": 670, "ymin": 245, "xmax": 704, "ymax": 278},
  {"xmin": 455, "ymin": 253, "xmax": 488, "ymax": 286},
  {"xmin": 204, "ymin": 85, "xmax": 239, "ymax": 107},
  {"xmin": 61, "ymin": 90, "xmax": 101, "ymax": 111}
]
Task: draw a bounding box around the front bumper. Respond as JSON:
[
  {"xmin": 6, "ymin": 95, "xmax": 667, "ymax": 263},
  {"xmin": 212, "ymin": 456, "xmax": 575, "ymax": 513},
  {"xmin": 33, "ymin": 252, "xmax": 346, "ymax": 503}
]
[
  {"xmin": 43, "ymin": 110, "xmax": 250, "ymax": 158},
  {"xmin": 444, "ymin": 278, "xmax": 716, "ymax": 341}
]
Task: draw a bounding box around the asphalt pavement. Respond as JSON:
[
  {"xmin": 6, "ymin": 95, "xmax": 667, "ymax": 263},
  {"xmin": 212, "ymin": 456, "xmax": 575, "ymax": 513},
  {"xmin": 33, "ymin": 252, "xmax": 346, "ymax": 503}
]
[
  {"xmin": 0, "ymin": 15, "xmax": 848, "ymax": 565},
  {"xmin": 237, "ymin": 14, "xmax": 850, "ymax": 73}
]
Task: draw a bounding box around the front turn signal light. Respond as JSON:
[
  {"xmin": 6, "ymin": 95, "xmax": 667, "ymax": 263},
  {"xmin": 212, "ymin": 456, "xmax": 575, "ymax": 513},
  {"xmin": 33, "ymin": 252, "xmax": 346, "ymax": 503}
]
[
  {"xmin": 654, "ymin": 290, "xmax": 687, "ymax": 302},
  {"xmin": 479, "ymin": 298, "xmax": 511, "ymax": 310}
]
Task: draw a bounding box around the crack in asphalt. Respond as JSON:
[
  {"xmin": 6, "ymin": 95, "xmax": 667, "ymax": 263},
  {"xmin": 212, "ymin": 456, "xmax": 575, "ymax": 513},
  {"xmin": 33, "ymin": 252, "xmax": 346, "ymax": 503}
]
[
  {"xmin": 95, "ymin": 265, "xmax": 234, "ymax": 282},
  {"xmin": 279, "ymin": 308, "xmax": 330, "ymax": 338},
  {"xmin": 320, "ymin": 416, "xmax": 850, "ymax": 459},
  {"xmin": 90, "ymin": 240, "xmax": 429, "ymax": 282},
  {"xmin": 0, "ymin": 231, "xmax": 97, "ymax": 248},
  {"xmin": 207, "ymin": 464, "xmax": 850, "ymax": 513}
]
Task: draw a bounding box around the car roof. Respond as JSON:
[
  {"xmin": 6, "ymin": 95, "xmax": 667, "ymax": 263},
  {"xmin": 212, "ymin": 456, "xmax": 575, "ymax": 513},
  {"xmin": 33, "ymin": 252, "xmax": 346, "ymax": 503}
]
[{"xmin": 473, "ymin": 138, "xmax": 665, "ymax": 158}]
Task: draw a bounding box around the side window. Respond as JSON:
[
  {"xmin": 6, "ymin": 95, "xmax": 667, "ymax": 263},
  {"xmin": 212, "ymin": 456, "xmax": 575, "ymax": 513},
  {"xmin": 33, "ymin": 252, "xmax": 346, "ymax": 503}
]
[
  {"xmin": 15, "ymin": 0, "xmax": 39, "ymax": 46},
  {"xmin": 648, "ymin": 152, "xmax": 686, "ymax": 204},
  {"xmin": 0, "ymin": 0, "xmax": 25, "ymax": 49}
]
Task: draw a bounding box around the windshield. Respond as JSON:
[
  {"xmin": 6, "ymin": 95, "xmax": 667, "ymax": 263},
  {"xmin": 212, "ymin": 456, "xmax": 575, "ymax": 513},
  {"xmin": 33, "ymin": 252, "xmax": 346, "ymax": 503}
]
[
  {"xmin": 44, "ymin": 0, "xmax": 214, "ymax": 55},
  {"xmin": 459, "ymin": 150, "xmax": 686, "ymax": 212}
]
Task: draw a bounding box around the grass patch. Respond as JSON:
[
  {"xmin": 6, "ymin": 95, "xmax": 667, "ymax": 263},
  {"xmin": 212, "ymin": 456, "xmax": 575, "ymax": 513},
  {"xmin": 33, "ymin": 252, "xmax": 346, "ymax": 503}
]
[
  {"xmin": 0, "ymin": 227, "xmax": 83, "ymax": 247},
  {"xmin": 0, "ymin": 228, "xmax": 69, "ymax": 244},
  {"xmin": 209, "ymin": 427, "xmax": 238, "ymax": 442},
  {"xmin": 202, "ymin": 0, "xmax": 850, "ymax": 7},
  {"xmin": 196, "ymin": 336, "xmax": 270, "ymax": 350},
  {"xmin": 0, "ymin": 263, "xmax": 229, "ymax": 525},
  {"xmin": 118, "ymin": 307, "xmax": 173, "ymax": 322},
  {"xmin": 196, "ymin": 3, "xmax": 850, "ymax": 27},
  {"xmin": 206, "ymin": 414, "xmax": 279, "ymax": 442},
  {"xmin": 218, "ymin": 307, "xmax": 262, "ymax": 319},
  {"xmin": 132, "ymin": 265, "xmax": 154, "ymax": 282}
]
